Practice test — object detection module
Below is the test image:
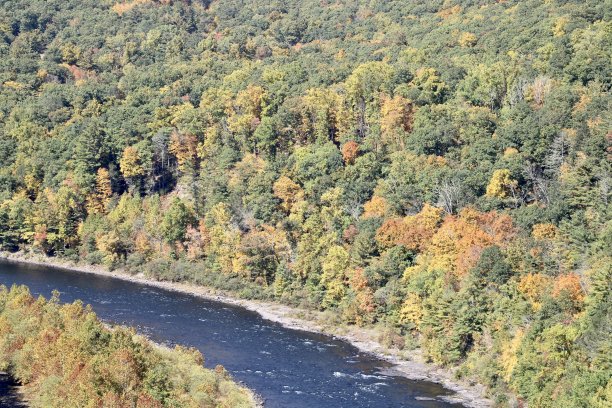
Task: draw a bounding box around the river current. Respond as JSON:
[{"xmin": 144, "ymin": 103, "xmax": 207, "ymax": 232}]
[{"xmin": 0, "ymin": 260, "xmax": 463, "ymax": 408}]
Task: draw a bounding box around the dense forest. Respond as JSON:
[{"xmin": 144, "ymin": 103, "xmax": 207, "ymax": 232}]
[
  {"xmin": 0, "ymin": 0, "xmax": 610, "ymax": 406},
  {"xmin": 0, "ymin": 285, "xmax": 255, "ymax": 407}
]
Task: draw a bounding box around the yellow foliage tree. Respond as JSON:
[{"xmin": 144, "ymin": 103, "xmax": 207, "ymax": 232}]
[
  {"xmin": 409, "ymin": 67, "xmax": 448, "ymax": 103},
  {"xmin": 227, "ymin": 85, "xmax": 267, "ymax": 138},
  {"xmin": 486, "ymin": 169, "xmax": 518, "ymax": 199},
  {"xmin": 399, "ymin": 292, "xmax": 423, "ymax": 327},
  {"xmin": 205, "ymin": 203, "xmax": 240, "ymax": 274},
  {"xmin": 273, "ymin": 176, "xmax": 304, "ymax": 213},
  {"xmin": 302, "ymin": 88, "xmax": 344, "ymax": 143},
  {"xmin": 458, "ymin": 32, "xmax": 477, "ymax": 47},
  {"xmin": 532, "ymin": 223, "xmax": 558, "ymax": 240},
  {"xmin": 119, "ymin": 146, "xmax": 144, "ymax": 179},
  {"xmin": 518, "ymin": 273, "xmax": 553, "ymax": 309},
  {"xmin": 320, "ymin": 245, "xmax": 350, "ymax": 308},
  {"xmin": 169, "ymin": 131, "xmax": 198, "ymax": 172},
  {"xmin": 361, "ymin": 195, "xmax": 388, "ymax": 219},
  {"xmin": 500, "ymin": 328, "xmax": 525, "ymax": 382},
  {"xmin": 380, "ymin": 95, "xmax": 413, "ymax": 151},
  {"xmin": 235, "ymin": 85, "xmax": 266, "ymax": 118},
  {"xmin": 86, "ymin": 168, "xmax": 112, "ymax": 214}
]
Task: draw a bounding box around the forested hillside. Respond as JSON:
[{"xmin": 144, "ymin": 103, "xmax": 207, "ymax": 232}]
[
  {"xmin": 0, "ymin": 0, "xmax": 610, "ymax": 406},
  {"xmin": 0, "ymin": 285, "xmax": 256, "ymax": 407}
]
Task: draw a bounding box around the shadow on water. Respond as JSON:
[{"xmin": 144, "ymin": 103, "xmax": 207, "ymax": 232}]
[
  {"xmin": 0, "ymin": 260, "xmax": 464, "ymax": 408},
  {"xmin": 0, "ymin": 374, "xmax": 26, "ymax": 408}
]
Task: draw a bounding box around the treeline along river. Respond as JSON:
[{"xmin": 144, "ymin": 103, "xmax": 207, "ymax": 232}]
[{"xmin": 0, "ymin": 260, "xmax": 463, "ymax": 408}]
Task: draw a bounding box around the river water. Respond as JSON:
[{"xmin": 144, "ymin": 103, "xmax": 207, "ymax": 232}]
[{"xmin": 0, "ymin": 260, "xmax": 463, "ymax": 408}]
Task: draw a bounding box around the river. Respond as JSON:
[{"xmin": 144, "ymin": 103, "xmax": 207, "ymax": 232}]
[{"xmin": 0, "ymin": 260, "xmax": 463, "ymax": 408}]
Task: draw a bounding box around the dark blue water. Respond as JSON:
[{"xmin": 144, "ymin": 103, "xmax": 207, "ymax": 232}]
[
  {"xmin": 0, "ymin": 374, "xmax": 25, "ymax": 408},
  {"xmin": 0, "ymin": 260, "xmax": 462, "ymax": 408}
]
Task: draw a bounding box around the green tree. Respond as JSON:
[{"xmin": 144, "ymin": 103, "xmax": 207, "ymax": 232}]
[{"xmin": 161, "ymin": 198, "xmax": 195, "ymax": 245}]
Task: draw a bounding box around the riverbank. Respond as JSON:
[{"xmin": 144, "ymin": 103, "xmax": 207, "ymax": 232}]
[
  {"xmin": 0, "ymin": 251, "xmax": 493, "ymax": 407},
  {"xmin": 97, "ymin": 321, "xmax": 264, "ymax": 407},
  {"xmin": 119, "ymin": 327, "xmax": 265, "ymax": 408}
]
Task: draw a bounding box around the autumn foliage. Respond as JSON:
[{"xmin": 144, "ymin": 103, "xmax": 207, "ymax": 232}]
[
  {"xmin": 552, "ymin": 273, "xmax": 585, "ymax": 304},
  {"xmin": 0, "ymin": 285, "xmax": 255, "ymax": 408},
  {"xmin": 375, "ymin": 204, "xmax": 443, "ymax": 251},
  {"xmin": 380, "ymin": 205, "xmax": 515, "ymax": 277},
  {"xmin": 341, "ymin": 141, "xmax": 359, "ymax": 164},
  {"xmin": 273, "ymin": 176, "xmax": 304, "ymax": 213},
  {"xmin": 361, "ymin": 195, "xmax": 389, "ymax": 219},
  {"xmin": 426, "ymin": 207, "xmax": 516, "ymax": 277},
  {"xmin": 169, "ymin": 131, "xmax": 198, "ymax": 172},
  {"xmin": 380, "ymin": 95, "xmax": 414, "ymax": 150}
]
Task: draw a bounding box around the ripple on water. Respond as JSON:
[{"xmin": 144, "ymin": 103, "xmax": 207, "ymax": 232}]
[
  {"xmin": 358, "ymin": 382, "xmax": 388, "ymax": 394},
  {"xmin": 360, "ymin": 373, "xmax": 389, "ymax": 380}
]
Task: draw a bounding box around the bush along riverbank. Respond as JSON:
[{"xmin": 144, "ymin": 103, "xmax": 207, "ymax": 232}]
[{"xmin": 0, "ymin": 283, "xmax": 258, "ymax": 408}]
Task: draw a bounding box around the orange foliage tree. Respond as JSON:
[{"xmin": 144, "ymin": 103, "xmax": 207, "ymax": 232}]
[
  {"xmin": 375, "ymin": 204, "xmax": 444, "ymax": 251},
  {"xmin": 423, "ymin": 207, "xmax": 516, "ymax": 278},
  {"xmin": 346, "ymin": 268, "xmax": 376, "ymax": 325},
  {"xmin": 341, "ymin": 141, "xmax": 359, "ymax": 164},
  {"xmin": 552, "ymin": 273, "xmax": 585, "ymax": 305}
]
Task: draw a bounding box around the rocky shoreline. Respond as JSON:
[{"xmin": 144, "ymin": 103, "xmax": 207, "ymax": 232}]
[{"xmin": 0, "ymin": 251, "xmax": 493, "ymax": 407}]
